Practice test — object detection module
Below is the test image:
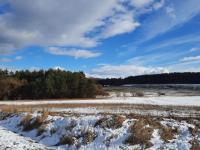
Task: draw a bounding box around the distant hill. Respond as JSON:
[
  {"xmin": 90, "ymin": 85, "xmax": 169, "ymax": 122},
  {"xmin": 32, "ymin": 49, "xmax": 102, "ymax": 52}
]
[{"xmin": 97, "ymin": 72, "xmax": 200, "ymax": 86}]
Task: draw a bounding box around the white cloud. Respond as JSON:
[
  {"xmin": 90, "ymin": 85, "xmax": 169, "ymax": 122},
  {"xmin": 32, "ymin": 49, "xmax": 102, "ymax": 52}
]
[
  {"xmin": 129, "ymin": 0, "xmax": 154, "ymax": 8},
  {"xmin": 53, "ymin": 66, "xmax": 66, "ymax": 71},
  {"xmin": 0, "ymin": 0, "xmax": 168, "ymax": 54},
  {"xmin": 190, "ymin": 47, "xmax": 200, "ymax": 52},
  {"xmin": 47, "ymin": 47, "xmax": 101, "ymax": 59},
  {"xmin": 15, "ymin": 56, "xmax": 23, "ymax": 60},
  {"xmin": 91, "ymin": 64, "xmax": 169, "ymax": 78},
  {"xmin": 100, "ymin": 12, "xmax": 140, "ymax": 38},
  {"xmin": 165, "ymin": 6, "xmax": 176, "ymax": 19},
  {"xmin": 0, "ymin": 0, "xmax": 118, "ymax": 53},
  {"xmin": 138, "ymin": 0, "xmax": 200, "ymax": 41},
  {"xmin": 0, "ymin": 56, "xmax": 23, "ymax": 62},
  {"xmin": 153, "ymin": 0, "xmax": 165, "ymax": 10},
  {"xmin": 0, "ymin": 0, "xmax": 144, "ymax": 54},
  {"xmin": 180, "ymin": 55, "xmax": 200, "ymax": 63}
]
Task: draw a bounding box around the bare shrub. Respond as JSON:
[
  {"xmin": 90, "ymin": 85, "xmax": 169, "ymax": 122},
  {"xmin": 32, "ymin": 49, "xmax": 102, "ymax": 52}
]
[
  {"xmin": 190, "ymin": 139, "xmax": 200, "ymax": 150},
  {"xmin": 160, "ymin": 126, "xmax": 178, "ymax": 142},
  {"xmin": 59, "ymin": 135, "xmax": 77, "ymax": 145},
  {"xmin": 82, "ymin": 130, "xmax": 97, "ymax": 145},
  {"xmin": 95, "ymin": 115, "xmax": 126, "ymax": 129},
  {"xmin": 19, "ymin": 114, "xmax": 33, "ymax": 131},
  {"xmin": 125, "ymin": 118, "xmax": 153, "ymax": 148},
  {"xmin": 0, "ymin": 112, "xmax": 12, "ymax": 120},
  {"xmin": 189, "ymin": 126, "xmax": 199, "ymax": 136},
  {"xmin": 19, "ymin": 111, "xmax": 49, "ymax": 131}
]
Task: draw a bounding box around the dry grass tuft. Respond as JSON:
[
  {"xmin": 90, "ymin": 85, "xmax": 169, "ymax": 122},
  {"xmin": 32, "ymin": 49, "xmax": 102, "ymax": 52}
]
[
  {"xmin": 59, "ymin": 135, "xmax": 77, "ymax": 145},
  {"xmin": 160, "ymin": 126, "xmax": 178, "ymax": 142},
  {"xmin": 19, "ymin": 111, "xmax": 49, "ymax": 131},
  {"xmin": 189, "ymin": 125, "xmax": 199, "ymax": 137},
  {"xmin": 125, "ymin": 118, "xmax": 153, "ymax": 148},
  {"xmin": 0, "ymin": 112, "xmax": 13, "ymax": 120},
  {"xmin": 19, "ymin": 114, "xmax": 33, "ymax": 131},
  {"xmin": 82, "ymin": 130, "xmax": 97, "ymax": 145},
  {"xmin": 190, "ymin": 139, "xmax": 200, "ymax": 150},
  {"xmin": 95, "ymin": 115, "xmax": 126, "ymax": 129}
]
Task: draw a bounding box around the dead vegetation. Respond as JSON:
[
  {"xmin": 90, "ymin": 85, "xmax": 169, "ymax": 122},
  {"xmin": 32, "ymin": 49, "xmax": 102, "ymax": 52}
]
[
  {"xmin": 125, "ymin": 116, "xmax": 179, "ymax": 148},
  {"xmin": 125, "ymin": 118, "xmax": 154, "ymax": 148},
  {"xmin": 190, "ymin": 139, "xmax": 200, "ymax": 150},
  {"xmin": 82, "ymin": 130, "xmax": 97, "ymax": 145},
  {"xmin": 95, "ymin": 115, "xmax": 126, "ymax": 129},
  {"xmin": 19, "ymin": 110, "xmax": 49, "ymax": 131},
  {"xmin": 59, "ymin": 135, "xmax": 77, "ymax": 145},
  {"xmin": 159, "ymin": 126, "xmax": 179, "ymax": 142},
  {"xmin": 0, "ymin": 112, "xmax": 13, "ymax": 120}
]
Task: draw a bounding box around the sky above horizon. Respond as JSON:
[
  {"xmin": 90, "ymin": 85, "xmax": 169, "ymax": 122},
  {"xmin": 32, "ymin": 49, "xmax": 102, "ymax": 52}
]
[{"xmin": 0, "ymin": 0, "xmax": 200, "ymax": 78}]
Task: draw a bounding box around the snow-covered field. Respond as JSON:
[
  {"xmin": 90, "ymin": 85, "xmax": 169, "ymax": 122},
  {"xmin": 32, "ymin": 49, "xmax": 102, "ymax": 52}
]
[
  {"xmin": 1, "ymin": 96, "xmax": 200, "ymax": 106},
  {"xmin": 0, "ymin": 112, "xmax": 199, "ymax": 150},
  {"xmin": 0, "ymin": 94, "xmax": 200, "ymax": 149}
]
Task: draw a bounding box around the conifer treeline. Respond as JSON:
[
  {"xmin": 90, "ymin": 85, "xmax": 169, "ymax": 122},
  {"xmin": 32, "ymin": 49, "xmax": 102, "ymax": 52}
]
[
  {"xmin": 0, "ymin": 69, "xmax": 106, "ymax": 100},
  {"xmin": 98, "ymin": 72, "xmax": 200, "ymax": 86}
]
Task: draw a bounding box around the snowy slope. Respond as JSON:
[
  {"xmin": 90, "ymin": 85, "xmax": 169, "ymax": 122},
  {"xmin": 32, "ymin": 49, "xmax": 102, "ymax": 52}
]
[
  {"xmin": 0, "ymin": 113, "xmax": 199, "ymax": 150},
  {"xmin": 0, "ymin": 126, "xmax": 51, "ymax": 150}
]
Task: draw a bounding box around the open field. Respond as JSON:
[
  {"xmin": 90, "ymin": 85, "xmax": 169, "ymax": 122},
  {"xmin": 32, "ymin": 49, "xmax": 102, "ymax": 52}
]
[{"xmin": 0, "ymin": 85, "xmax": 200, "ymax": 149}]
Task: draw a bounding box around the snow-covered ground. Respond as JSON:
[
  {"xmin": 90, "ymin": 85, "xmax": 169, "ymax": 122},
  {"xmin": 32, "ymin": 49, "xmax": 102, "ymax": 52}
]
[
  {"xmin": 0, "ymin": 126, "xmax": 50, "ymax": 150},
  {"xmin": 1, "ymin": 96, "xmax": 200, "ymax": 106},
  {"xmin": 0, "ymin": 113, "xmax": 199, "ymax": 150}
]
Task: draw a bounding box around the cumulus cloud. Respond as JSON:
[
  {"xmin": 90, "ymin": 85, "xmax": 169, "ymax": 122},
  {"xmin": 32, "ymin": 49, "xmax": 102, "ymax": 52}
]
[
  {"xmin": 47, "ymin": 47, "xmax": 101, "ymax": 59},
  {"xmin": 0, "ymin": 0, "xmax": 116, "ymax": 53},
  {"xmin": 180, "ymin": 55, "xmax": 200, "ymax": 63},
  {"xmin": 91, "ymin": 64, "xmax": 169, "ymax": 78},
  {"xmin": 0, "ymin": 0, "xmax": 140, "ymax": 54},
  {"xmin": 0, "ymin": 0, "xmax": 168, "ymax": 55}
]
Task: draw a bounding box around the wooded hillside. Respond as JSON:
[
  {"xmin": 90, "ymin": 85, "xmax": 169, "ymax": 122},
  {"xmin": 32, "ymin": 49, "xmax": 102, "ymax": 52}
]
[
  {"xmin": 0, "ymin": 69, "xmax": 106, "ymax": 100},
  {"xmin": 98, "ymin": 72, "xmax": 200, "ymax": 86}
]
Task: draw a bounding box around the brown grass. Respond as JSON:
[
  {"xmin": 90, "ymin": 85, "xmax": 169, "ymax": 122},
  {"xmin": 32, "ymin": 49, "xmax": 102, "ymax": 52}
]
[
  {"xmin": 82, "ymin": 130, "xmax": 97, "ymax": 145},
  {"xmin": 125, "ymin": 118, "xmax": 153, "ymax": 148},
  {"xmin": 190, "ymin": 139, "xmax": 200, "ymax": 150},
  {"xmin": 160, "ymin": 126, "xmax": 178, "ymax": 142},
  {"xmin": 94, "ymin": 115, "xmax": 126, "ymax": 129},
  {"xmin": 19, "ymin": 110, "xmax": 49, "ymax": 131},
  {"xmin": 59, "ymin": 135, "xmax": 76, "ymax": 145}
]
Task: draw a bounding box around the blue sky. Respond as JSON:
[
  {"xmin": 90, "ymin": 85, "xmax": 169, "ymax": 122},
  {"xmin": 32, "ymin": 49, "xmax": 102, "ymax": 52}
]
[{"xmin": 0, "ymin": 0, "xmax": 200, "ymax": 78}]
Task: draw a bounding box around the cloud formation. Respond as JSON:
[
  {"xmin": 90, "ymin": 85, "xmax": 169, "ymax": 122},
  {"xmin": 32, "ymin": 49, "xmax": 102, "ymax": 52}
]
[
  {"xmin": 0, "ymin": 0, "xmax": 167, "ymax": 54},
  {"xmin": 180, "ymin": 55, "xmax": 200, "ymax": 63},
  {"xmin": 0, "ymin": 0, "xmax": 143, "ymax": 54},
  {"xmin": 91, "ymin": 64, "xmax": 169, "ymax": 78},
  {"xmin": 47, "ymin": 47, "xmax": 101, "ymax": 59},
  {"xmin": 0, "ymin": 56, "xmax": 23, "ymax": 62}
]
